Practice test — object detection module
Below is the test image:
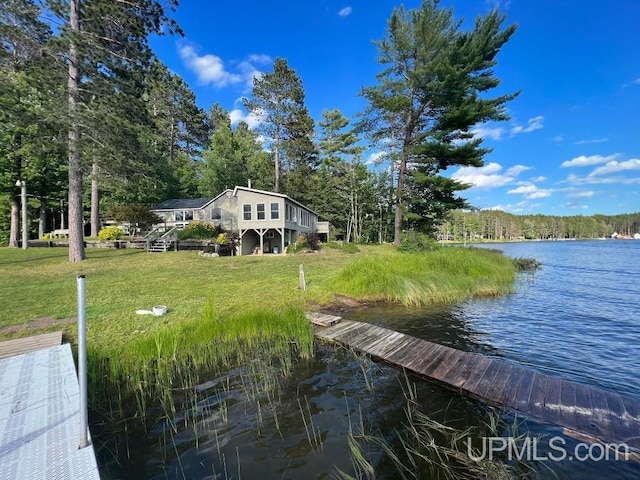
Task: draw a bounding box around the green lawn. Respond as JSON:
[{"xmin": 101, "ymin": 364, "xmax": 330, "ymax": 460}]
[
  {"xmin": 0, "ymin": 244, "xmax": 516, "ymax": 416},
  {"xmin": 0, "ymin": 245, "xmax": 516, "ymax": 347}
]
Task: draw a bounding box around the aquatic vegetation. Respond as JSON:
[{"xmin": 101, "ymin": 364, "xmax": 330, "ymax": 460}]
[{"xmin": 330, "ymin": 247, "xmax": 515, "ymax": 306}]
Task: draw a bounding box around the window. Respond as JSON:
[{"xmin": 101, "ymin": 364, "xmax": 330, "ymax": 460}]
[
  {"xmin": 270, "ymin": 203, "xmax": 279, "ymax": 220},
  {"xmin": 243, "ymin": 204, "xmax": 251, "ymax": 221},
  {"xmin": 257, "ymin": 203, "xmax": 265, "ymax": 220},
  {"xmin": 211, "ymin": 208, "xmax": 221, "ymax": 220},
  {"xmin": 285, "ymin": 205, "xmax": 291, "ymax": 221},
  {"xmin": 265, "ymin": 230, "xmax": 275, "ymax": 238},
  {"xmin": 300, "ymin": 210, "xmax": 311, "ymax": 227},
  {"xmin": 175, "ymin": 210, "xmax": 194, "ymax": 222}
]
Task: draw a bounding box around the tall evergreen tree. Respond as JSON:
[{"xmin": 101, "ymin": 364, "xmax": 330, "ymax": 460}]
[
  {"xmin": 199, "ymin": 110, "xmax": 272, "ymax": 196},
  {"xmin": 0, "ymin": 0, "xmax": 65, "ymax": 246},
  {"xmin": 359, "ymin": 0, "xmax": 517, "ymax": 243},
  {"xmin": 244, "ymin": 58, "xmax": 313, "ymax": 194},
  {"xmin": 51, "ymin": 0, "xmax": 181, "ymax": 261}
]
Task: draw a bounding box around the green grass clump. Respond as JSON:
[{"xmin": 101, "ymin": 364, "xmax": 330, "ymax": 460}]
[{"xmin": 329, "ymin": 247, "xmax": 515, "ymax": 306}]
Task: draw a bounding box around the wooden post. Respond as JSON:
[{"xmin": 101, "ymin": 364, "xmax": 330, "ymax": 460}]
[{"xmin": 299, "ymin": 264, "xmax": 306, "ymax": 290}]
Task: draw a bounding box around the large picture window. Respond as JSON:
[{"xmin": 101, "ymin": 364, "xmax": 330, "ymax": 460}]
[
  {"xmin": 257, "ymin": 203, "xmax": 266, "ymax": 220},
  {"xmin": 243, "ymin": 204, "xmax": 251, "ymax": 221},
  {"xmin": 270, "ymin": 203, "xmax": 279, "ymax": 220}
]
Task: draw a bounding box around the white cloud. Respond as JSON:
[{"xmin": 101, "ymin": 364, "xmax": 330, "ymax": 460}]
[
  {"xmin": 530, "ymin": 176, "xmax": 547, "ymax": 182},
  {"xmin": 553, "ymin": 135, "xmax": 564, "ymax": 143},
  {"xmin": 485, "ymin": 0, "xmax": 511, "ymax": 10},
  {"xmin": 589, "ymin": 159, "xmax": 640, "ymax": 177},
  {"xmin": 561, "ymin": 154, "xmax": 619, "ymax": 168},
  {"xmin": 507, "ymin": 183, "xmax": 553, "ymax": 199},
  {"xmin": 365, "ymin": 151, "xmax": 388, "ymax": 165},
  {"xmin": 338, "ymin": 6, "xmax": 352, "ymax": 17},
  {"xmin": 635, "ymin": 77, "xmax": 640, "ymax": 85},
  {"xmin": 564, "ymin": 202, "xmax": 589, "ymax": 210},
  {"xmin": 178, "ymin": 43, "xmax": 271, "ymax": 90},
  {"xmin": 238, "ymin": 54, "xmax": 272, "ymax": 89},
  {"xmin": 505, "ymin": 165, "xmax": 531, "ymax": 177},
  {"xmin": 575, "ymin": 137, "xmax": 608, "ymax": 145},
  {"xmin": 229, "ymin": 108, "xmax": 264, "ymax": 129},
  {"xmin": 507, "ymin": 184, "xmax": 537, "ymax": 195},
  {"xmin": 485, "ymin": 200, "xmax": 528, "ymax": 213},
  {"xmin": 451, "ymin": 162, "xmax": 529, "ymax": 189},
  {"xmin": 178, "ymin": 44, "xmax": 241, "ymax": 87},
  {"xmin": 510, "ymin": 116, "xmax": 544, "ymax": 136},
  {"xmin": 527, "ymin": 190, "xmax": 552, "ymax": 199},
  {"xmin": 566, "ymin": 173, "xmax": 640, "ymax": 186},
  {"xmin": 567, "ymin": 190, "xmax": 595, "ymax": 198},
  {"xmin": 471, "ymin": 124, "xmax": 505, "ymax": 141}
]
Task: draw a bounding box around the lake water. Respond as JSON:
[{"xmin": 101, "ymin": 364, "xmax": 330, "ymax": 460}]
[{"xmin": 102, "ymin": 240, "xmax": 640, "ymax": 479}]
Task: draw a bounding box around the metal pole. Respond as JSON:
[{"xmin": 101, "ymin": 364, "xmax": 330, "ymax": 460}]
[
  {"xmin": 77, "ymin": 274, "xmax": 90, "ymax": 448},
  {"xmin": 20, "ymin": 181, "xmax": 27, "ymax": 250}
]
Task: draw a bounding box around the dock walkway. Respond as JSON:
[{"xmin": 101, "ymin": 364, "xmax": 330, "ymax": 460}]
[
  {"xmin": 0, "ymin": 334, "xmax": 100, "ymax": 479},
  {"xmin": 313, "ymin": 317, "xmax": 640, "ymax": 450}
]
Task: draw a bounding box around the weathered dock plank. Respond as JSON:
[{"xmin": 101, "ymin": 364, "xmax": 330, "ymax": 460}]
[
  {"xmin": 0, "ymin": 331, "xmax": 62, "ymax": 360},
  {"xmin": 316, "ymin": 319, "xmax": 640, "ymax": 450},
  {"xmin": 305, "ymin": 312, "xmax": 341, "ymax": 327}
]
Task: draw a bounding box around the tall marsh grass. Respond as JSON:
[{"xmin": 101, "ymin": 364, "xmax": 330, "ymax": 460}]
[
  {"xmin": 330, "ymin": 247, "xmax": 515, "ymax": 306},
  {"xmin": 88, "ymin": 307, "xmax": 314, "ymax": 432}
]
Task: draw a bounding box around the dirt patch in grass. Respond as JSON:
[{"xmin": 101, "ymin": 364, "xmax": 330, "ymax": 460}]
[{"xmin": 0, "ymin": 316, "xmax": 77, "ymax": 335}]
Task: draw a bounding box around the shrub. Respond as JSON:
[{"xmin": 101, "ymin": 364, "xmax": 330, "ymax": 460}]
[
  {"xmin": 107, "ymin": 203, "xmax": 163, "ymax": 231},
  {"xmin": 98, "ymin": 226, "xmax": 125, "ymax": 241},
  {"xmin": 512, "ymin": 257, "xmax": 541, "ymax": 271},
  {"xmin": 288, "ymin": 232, "xmax": 319, "ymax": 254},
  {"xmin": 177, "ymin": 221, "xmax": 221, "ymax": 240},
  {"xmin": 398, "ymin": 230, "xmax": 438, "ymax": 253}
]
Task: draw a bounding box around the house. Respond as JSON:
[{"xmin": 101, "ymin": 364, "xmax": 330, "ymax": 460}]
[{"xmin": 152, "ymin": 186, "xmax": 329, "ymax": 255}]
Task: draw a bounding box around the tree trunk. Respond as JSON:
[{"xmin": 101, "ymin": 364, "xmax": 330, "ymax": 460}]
[
  {"xmin": 68, "ymin": 0, "xmax": 85, "ymax": 262},
  {"xmin": 39, "ymin": 197, "xmax": 47, "ymax": 239},
  {"xmin": 9, "ymin": 198, "xmax": 19, "ymax": 247},
  {"xmin": 393, "ymin": 148, "xmax": 408, "ymax": 246},
  {"xmin": 274, "ymin": 130, "xmax": 280, "ymax": 192},
  {"xmin": 90, "ymin": 162, "xmax": 99, "ymax": 237}
]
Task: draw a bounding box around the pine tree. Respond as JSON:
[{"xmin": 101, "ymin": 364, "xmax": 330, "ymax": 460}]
[
  {"xmin": 360, "ymin": 0, "xmax": 517, "ymax": 243},
  {"xmin": 244, "ymin": 58, "xmax": 313, "ymax": 194},
  {"xmin": 51, "ymin": 0, "xmax": 181, "ymax": 261}
]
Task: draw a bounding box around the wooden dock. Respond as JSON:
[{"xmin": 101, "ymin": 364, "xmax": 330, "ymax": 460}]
[
  {"xmin": 0, "ymin": 331, "xmax": 63, "ymax": 360},
  {"xmin": 315, "ymin": 318, "xmax": 640, "ymax": 450},
  {"xmin": 0, "ymin": 334, "xmax": 100, "ymax": 479}
]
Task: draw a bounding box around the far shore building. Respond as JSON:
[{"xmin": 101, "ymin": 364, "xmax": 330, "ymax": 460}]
[{"xmin": 152, "ymin": 186, "xmax": 329, "ymax": 255}]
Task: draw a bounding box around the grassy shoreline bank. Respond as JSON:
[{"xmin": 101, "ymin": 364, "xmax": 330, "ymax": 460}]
[{"xmin": 0, "ymin": 244, "xmax": 516, "ymax": 419}]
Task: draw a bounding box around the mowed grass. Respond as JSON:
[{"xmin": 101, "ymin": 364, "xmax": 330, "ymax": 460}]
[
  {"xmin": 0, "ymin": 244, "xmax": 516, "ymax": 418},
  {"xmin": 0, "ymin": 245, "xmax": 515, "ymax": 348}
]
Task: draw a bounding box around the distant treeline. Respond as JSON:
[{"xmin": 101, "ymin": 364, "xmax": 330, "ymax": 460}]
[{"xmin": 435, "ymin": 210, "xmax": 640, "ymax": 241}]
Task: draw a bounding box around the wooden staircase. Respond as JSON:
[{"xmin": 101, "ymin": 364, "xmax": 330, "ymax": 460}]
[
  {"xmin": 145, "ymin": 226, "xmax": 178, "ymax": 253},
  {"xmin": 147, "ymin": 238, "xmax": 175, "ymax": 252}
]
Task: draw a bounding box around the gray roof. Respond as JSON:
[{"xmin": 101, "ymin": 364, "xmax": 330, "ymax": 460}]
[{"xmin": 153, "ymin": 198, "xmax": 212, "ymax": 210}]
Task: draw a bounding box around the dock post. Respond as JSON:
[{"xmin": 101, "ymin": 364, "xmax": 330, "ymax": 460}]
[{"xmin": 77, "ymin": 274, "xmax": 90, "ymax": 449}]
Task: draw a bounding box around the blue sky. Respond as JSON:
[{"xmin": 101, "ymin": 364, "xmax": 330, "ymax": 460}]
[{"xmin": 149, "ymin": 1, "xmax": 640, "ymax": 216}]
